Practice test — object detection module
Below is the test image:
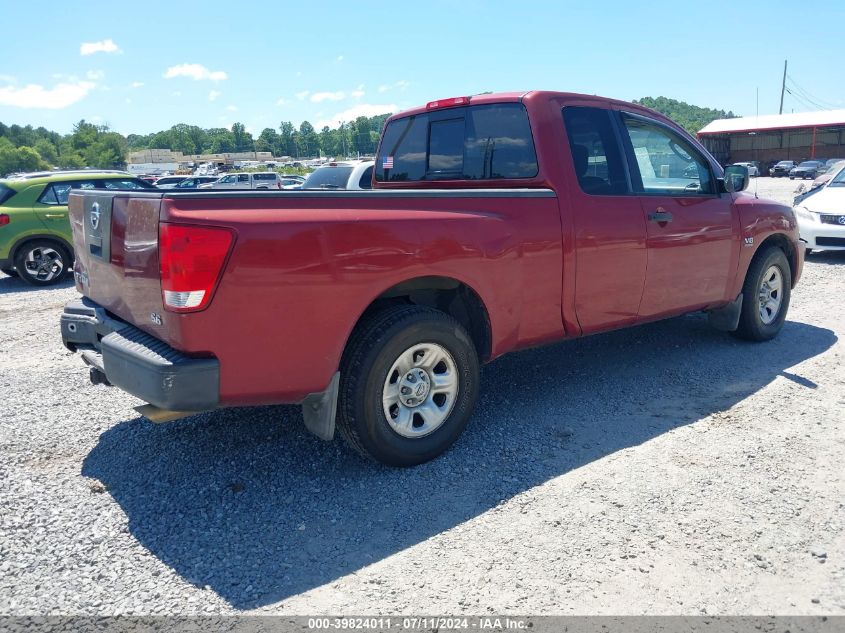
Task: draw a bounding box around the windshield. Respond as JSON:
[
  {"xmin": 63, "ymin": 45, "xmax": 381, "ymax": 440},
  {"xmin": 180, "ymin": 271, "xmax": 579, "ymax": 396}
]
[
  {"xmin": 777, "ymin": 161, "xmax": 793, "ymax": 167},
  {"xmin": 829, "ymin": 166, "xmax": 845, "ymax": 186},
  {"xmin": 797, "ymin": 161, "xmax": 820, "ymax": 168},
  {"xmin": 0, "ymin": 183, "xmax": 17, "ymax": 205},
  {"xmin": 303, "ymin": 166, "xmax": 354, "ymax": 189}
]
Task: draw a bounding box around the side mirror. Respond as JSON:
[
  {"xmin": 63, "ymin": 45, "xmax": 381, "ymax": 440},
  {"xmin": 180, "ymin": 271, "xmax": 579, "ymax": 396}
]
[{"xmin": 724, "ymin": 164, "xmax": 749, "ymax": 193}]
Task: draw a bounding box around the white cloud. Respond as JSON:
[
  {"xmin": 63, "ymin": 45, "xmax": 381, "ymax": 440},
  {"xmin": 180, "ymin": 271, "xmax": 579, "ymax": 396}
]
[
  {"xmin": 172, "ymin": 91, "xmax": 182, "ymax": 97},
  {"xmin": 379, "ymin": 80, "xmax": 410, "ymax": 93},
  {"xmin": 351, "ymin": 84, "xmax": 365, "ymax": 98},
  {"xmin": 0, "ymin": 75, "xmax": 16, "ymax": 83},
  {"xmin": 209, "ymin": 90, "xmax": 221, "ymax": 101},
  {"xmin": 163, "ymin": 63, "xmax": 227, "ymax": 82},
  {"xmin": 311, "ymin": 91, "xmax": 345, "ymax": 103},
  {"xmin": 276, "ymin": 97, "xmax": 288, "ymax": 106},
  {"xmin": 0, "ymin": 80, "xmax": 95, "ymax": 109},
  {"xmin": 226, "ymin": 105, "xmax": 238, "ymax": 112},
  {"xmin": 130, "ymin": 81, "xmax": 144, "ymax": 88},
  {"xmin": 315, "ymin": 103, "xmax": 397, "ymax": 129},
  {"xmin": 336, "ymin": 55, "xmax": 344, "ymax": 62},
  {"xmin": 125, "ymin": 98, "xmax": 132, "ymax": 104},
  {"xmin": 80, "ymin": 39, "xmax": 121, "ymax": 56},
  {"xmin": 86, "ymin": 70, "xmax": 105, "ymax": 80},
  {"xmin": 295, "ymin": 90, "xmax": 310, "ymax": 100}
]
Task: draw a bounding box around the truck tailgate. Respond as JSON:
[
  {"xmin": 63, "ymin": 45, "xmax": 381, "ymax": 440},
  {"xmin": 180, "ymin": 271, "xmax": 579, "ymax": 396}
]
[{"xmin": 68, "ymin": 191, "xmax": 169, "ymax": 342}]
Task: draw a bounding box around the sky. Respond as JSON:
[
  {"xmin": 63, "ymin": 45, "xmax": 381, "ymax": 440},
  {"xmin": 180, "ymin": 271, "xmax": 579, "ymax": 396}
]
[{"xmin": 1, "ymin": 0, "xmax": 843, "ymax": 136}]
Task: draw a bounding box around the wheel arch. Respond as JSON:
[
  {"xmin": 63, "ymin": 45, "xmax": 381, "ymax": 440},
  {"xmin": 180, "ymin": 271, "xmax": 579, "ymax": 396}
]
[
  {"xmin": 752, "ymin": 233, "xmax": 797, "ymax": 287},
  {"xmin": 10, "ymin": 233, "xmax": 74, "ymax": 266},
  {"xmin": 347, "ymin": 275, "xmax": 493, "ymax": 363}
]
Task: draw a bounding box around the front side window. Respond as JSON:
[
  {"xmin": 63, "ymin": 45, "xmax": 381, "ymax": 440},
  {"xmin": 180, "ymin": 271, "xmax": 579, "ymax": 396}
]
[
  {"xmin": 238, "ymin": 174, "xmax": 250, "ymax": 183},
  {"xmin": 563, "ymin": 106, "xmax": 628, "ymax": 195},
  {"xmin": 0, "ymin": 184, "xmax": 17, "ymax": 205},
  {"xmin": 621, "ymin": 115, "xmax": 714, "ymax": 195},
  {"xmin": 219, "ymin": 175, "xmax": 237, "ymax": 184},
  {"xmin": 375, "ymin": 103, "xmax": 538, "ymax": 182}
]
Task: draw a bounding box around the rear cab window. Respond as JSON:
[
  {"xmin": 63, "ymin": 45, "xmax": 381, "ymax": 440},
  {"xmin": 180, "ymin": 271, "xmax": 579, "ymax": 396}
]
[
  {"xmin": 253, "ymin": 173, "xmax": 277, "ymax": 181},
  {"xmin": 305, "ymin": 166, "xmax": 354, "ymax": 189},
  {"xmin": 562, "ymin": 106, "xmax": 629, "ymax": 195},
  {"xmin": 375, "ymin": 103, "xmax": 538, "ymax": 182}
]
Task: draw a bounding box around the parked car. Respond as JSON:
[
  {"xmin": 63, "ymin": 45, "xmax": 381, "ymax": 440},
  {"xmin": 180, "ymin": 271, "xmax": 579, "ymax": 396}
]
[
  {"xmin": 789, "ymin": 160, "xmax": 825, "ymax": 180},
  {"xmin": 154, "ymin": 176, "xmax": 189, "ymax": 189},
  {"xmin": 139, "ymin": 175, "xmax": 159, "ymax": 185},
  {"xmin": 173, "ymin": 176, "xmax": 219, "ymax": 189},
  {"xmin": 770, "ymin": 161, "xmax": 797, "ymax": 177},
  {"xmin": 0, "ymin": 170, "xmax": 154, "ymax": 285},
  {"xmin": 795, "ymin": 163, "xmax": 845, "ymax": 254},
  {"xmin": 302, "ymin": 161, "xmax": 374, "ymax": 190},
  {"xmin": 200, "ymin": 172, "xmax": 286, "ymax": 190},
  {"xmin": 62, "ymin": 91, "xmax": 803, "ymax": 466},
  {"xmin": 732, "ymin": 161, "xmax": 760, "ymax": 177}
]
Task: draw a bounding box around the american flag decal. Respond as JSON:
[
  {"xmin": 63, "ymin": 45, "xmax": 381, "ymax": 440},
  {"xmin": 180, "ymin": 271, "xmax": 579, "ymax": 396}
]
[{"xmin": 382, "ymin": 156, "xmax": 394, "ymax": 169}]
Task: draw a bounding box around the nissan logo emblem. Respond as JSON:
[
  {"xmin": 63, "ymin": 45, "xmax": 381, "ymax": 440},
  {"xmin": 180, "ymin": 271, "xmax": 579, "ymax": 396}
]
[
  {"xmin": 90, "ymin": 202, "xmax": 100, "ymax": 230},
  {"xmin": 839, "ymin": 216, "xmax": 845, "ymax": 226}
]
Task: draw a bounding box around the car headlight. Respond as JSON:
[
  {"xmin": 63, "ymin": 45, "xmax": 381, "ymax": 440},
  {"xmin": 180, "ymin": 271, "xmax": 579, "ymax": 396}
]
[{"xmin": 793, "ymin": 206, "xmax": 818, "ymax": 222}]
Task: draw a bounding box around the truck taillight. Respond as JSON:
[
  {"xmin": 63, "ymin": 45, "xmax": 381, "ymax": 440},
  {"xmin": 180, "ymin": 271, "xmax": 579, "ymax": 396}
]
[
  {"xmin": 0, "ymin": 214, "xmax": 9, "ymax": 226},
  {"xmin": 159, "ymin": 223, "xmax": 233, "ymax": 313}
]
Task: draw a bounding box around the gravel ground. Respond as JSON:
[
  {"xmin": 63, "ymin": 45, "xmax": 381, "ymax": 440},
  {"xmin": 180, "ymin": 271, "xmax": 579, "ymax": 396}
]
[{"xmin": 1, "ymin": 177, "xmax": 843, "ymax": 615}]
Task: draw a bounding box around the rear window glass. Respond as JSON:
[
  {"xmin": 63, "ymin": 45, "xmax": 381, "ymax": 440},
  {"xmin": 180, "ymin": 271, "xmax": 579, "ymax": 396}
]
[
  {"xmin": 0, "ymin": 184, "xmax": 16, "ymax": 205},
  {"xmin": 103, "ymin": 178, "xmax": 153, "ymax": 190},
  {"xmin": 39, "ymin": 180, "xmax": 98, "ymax": 205},
  {"xmin": 375, "ymin": 103, "xmax": 538, "ymax": 182},
  {"xmin": 304, "ymin": 166, "xmax": 354, "ymax": 189},
  {"xmin": 253, "ymin": 173, "xmax": 277, "ymax": 181}
]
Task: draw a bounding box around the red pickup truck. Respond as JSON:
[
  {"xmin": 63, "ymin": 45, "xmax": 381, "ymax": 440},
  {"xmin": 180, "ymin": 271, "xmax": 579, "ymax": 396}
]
[{"xmin": 61, "ymin": 91, "xmax": 803, "ymax": 466}]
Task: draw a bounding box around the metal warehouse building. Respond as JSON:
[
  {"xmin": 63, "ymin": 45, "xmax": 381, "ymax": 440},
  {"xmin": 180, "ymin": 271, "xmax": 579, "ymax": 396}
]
[{"xmin": 697, "ymin": 110, "xmax": 845, "ymax": 166}]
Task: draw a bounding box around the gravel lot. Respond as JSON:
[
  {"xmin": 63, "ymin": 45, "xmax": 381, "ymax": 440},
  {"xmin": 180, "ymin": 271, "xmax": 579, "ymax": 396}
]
[{"xmin": 1, "ymin": 177, "xmax": 843, "ymax": 616}]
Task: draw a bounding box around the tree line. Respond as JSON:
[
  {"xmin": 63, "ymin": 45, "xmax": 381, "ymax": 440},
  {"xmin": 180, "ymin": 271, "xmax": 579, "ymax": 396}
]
[
  {"xmin": 0, "ymin": 113, "xmax": 391, "ymax": 176},
  {"xmin": 1, "ymin": 97, "xmax": 737, "ymax": 176}
]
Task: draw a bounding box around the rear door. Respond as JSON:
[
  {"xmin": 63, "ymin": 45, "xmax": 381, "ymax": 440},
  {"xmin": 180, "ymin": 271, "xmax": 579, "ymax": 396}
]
[
  {"xmin": 33, "ymin": 179, "xmax": 98, "ymax": 229},
  {"xmin": 618, "ymin": 112, "xmax": 736, "ymax": 319},
  {"xmin": 562, "ymin": 105, "xmax": 647, "ymax": 334}
]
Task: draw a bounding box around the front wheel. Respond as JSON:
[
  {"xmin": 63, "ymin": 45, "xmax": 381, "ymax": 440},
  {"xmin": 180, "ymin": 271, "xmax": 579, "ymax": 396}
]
[
  {"xmin": 733, "ymin": 246, "xmax": 791, "ymax": 341},
  {"xmin": 14, "ymin": 240, "xmax": 71, "ymax": 286},
  {"xmin": 337, "ymin": 305, "xmax": 480, "ymax": 466}
]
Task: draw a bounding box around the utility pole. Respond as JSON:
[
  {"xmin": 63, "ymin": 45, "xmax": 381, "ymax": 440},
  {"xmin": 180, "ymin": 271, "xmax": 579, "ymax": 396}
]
[{"xmin": 779, "ymin": 60, "xmax": 787, "ymax": 115}]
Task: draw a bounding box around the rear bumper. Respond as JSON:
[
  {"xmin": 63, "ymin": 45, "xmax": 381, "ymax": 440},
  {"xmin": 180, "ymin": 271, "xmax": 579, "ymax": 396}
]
[{"xmin": 61, "ymin": 298, "xmax": 220, "ymax": 411}]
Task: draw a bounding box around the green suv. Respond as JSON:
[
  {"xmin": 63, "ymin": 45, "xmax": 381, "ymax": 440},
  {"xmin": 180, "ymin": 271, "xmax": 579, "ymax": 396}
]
[{"xmin": 0, "ymin": 171, "xmax": 154, "ymax": 286}]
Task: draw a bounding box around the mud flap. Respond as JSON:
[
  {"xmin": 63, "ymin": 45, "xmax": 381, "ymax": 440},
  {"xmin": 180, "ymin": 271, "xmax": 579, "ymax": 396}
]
[
  {"xmin": 301, "ymin": 372, "xmax": 340, "ymax": 441},
  {"xmin": 708, "ymin": 293, "xmax": 743, "ymax": 332}
]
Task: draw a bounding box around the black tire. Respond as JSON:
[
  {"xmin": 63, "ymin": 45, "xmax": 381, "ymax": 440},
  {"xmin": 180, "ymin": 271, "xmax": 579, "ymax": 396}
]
[
  {"xmin": 733, "ymin": 246, "xmax": 791, "ymax": 342},
  {"xmin": 1, "ymin": 267, "xmax": 17, "ymax": 277},
  {"xmin": 337, "ymin": 304, "xmax": 480, "ymax": 467},
  {"xmin": 13, "ymin": 240, "xmax": 71, "ymax": 287}
]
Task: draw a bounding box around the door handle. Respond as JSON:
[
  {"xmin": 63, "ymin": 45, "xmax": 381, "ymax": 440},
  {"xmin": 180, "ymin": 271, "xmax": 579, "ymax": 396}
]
[
  {"xmin": 648, "ymin": 210, "xmax": 673, "ymax": 223},
  {"xmin": 45, "ymin": 213, "xmax": 67, "ymax": 218}
]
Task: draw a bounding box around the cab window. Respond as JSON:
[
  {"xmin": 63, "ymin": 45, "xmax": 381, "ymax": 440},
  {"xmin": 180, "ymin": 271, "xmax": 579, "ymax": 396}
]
[
  {"xmin": 103, "ymin": 179, "xmax": 150, "ymax": 190},
  {"xmin": 358, "ymin": 165, "xmax": 374, "ymax": 189},
  {"xmin": 562, "ymin": 106, "xmax": 629, "ymax": 195},
  {"xmin": 621, "ymin": 114, "xmax": 715, "ymax": 195},
  {"xmin": 375, "ymin": 103, "xmax": 538, "ymax": 182}
]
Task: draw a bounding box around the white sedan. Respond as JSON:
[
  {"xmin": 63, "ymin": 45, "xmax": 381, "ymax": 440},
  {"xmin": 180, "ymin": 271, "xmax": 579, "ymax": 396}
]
[
  {"xmin": 794, "ymin": 164, "xmax": 845, "ymax": 254},
  {"xmin": 731, "ymin": 162, "xmax": 759, "ymax": 177}
]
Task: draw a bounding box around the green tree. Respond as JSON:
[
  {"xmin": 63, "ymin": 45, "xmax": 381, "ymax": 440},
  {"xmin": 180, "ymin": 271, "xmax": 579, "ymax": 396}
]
[
  {"xmin": 297, "ymin": 121, "xmax": 319, "ymax": 158},
  {"xmin": 34, "ymin": 138, "xmax": 59, "ymax": 165},
  {"xmin": 633, "ymin": 96, "xmax": 737, "ymax": 135}
]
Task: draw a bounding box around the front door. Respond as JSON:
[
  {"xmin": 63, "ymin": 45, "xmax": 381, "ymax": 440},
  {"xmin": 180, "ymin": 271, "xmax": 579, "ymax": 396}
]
[
  {"xmin": 618, "ymin": 113, "xmax": 737, "ymax": 319},
  {"xmin": 563, "ymin": 106, "xmax": 647, "ymax": 334}
]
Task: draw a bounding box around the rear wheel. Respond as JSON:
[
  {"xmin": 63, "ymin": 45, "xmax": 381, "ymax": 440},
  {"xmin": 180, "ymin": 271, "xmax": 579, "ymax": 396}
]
[
  {"xmin": 14, "ymin": 240, "xmax": 71, "ymax": 286},
  {"xmin": 733, "ymin": 246, "xmax": 791, "ymax": 341},
  {"xmin": 337, "ymin": 304, "xmax": 480, "ymax": 466}
]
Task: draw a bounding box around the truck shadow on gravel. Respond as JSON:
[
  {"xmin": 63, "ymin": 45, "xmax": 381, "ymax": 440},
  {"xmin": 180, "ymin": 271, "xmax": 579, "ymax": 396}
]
[{"xmin": 82, "ymin": 314, "xmax": 836, "ymax": 609}]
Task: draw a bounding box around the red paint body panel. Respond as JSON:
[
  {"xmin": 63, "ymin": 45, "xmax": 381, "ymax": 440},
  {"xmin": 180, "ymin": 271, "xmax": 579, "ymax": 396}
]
[{"xmin": 68, "ymin": 91, "xmax": 803, "ymax": 408}]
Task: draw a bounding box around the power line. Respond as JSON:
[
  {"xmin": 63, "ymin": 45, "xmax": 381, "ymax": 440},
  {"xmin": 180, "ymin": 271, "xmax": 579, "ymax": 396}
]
[{"xmin": 786, "ymin": 75, "xmax": 841, "ymax": 110}]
